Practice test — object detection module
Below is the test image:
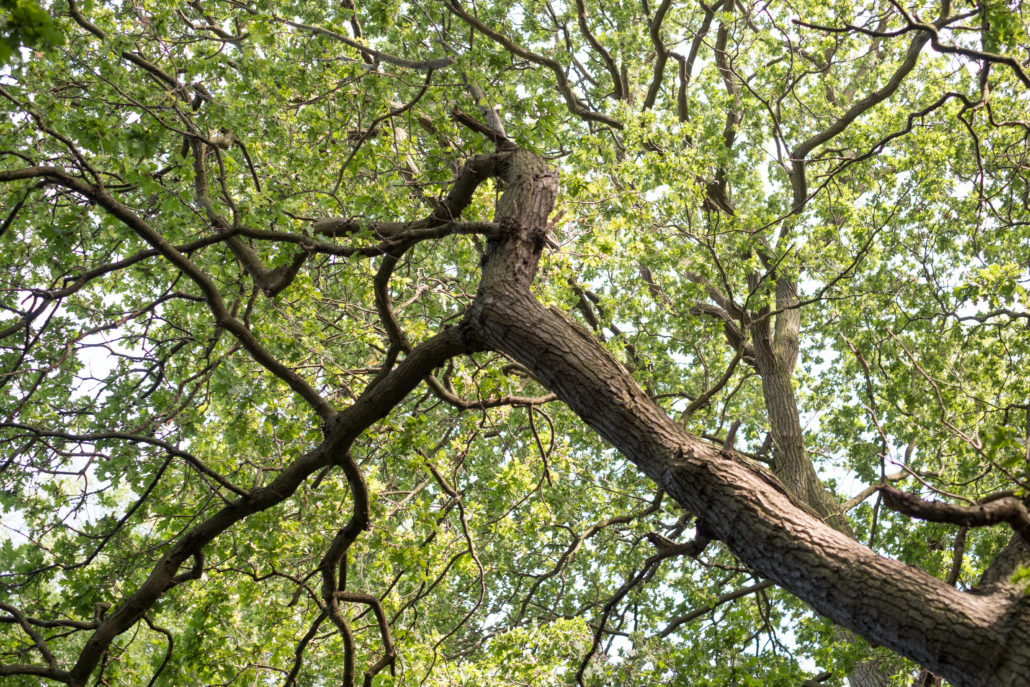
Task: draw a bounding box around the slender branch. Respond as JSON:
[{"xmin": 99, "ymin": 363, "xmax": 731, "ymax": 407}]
[
  {"xmin": 0, "ymin": 233, "xmax": 231, "ymax": 342},
  {"xmin": 141, "ymin": 616, "xmax": 174, "ymax": 687},
  {"xmin": 332, "ymin": 73, "xmax": 437, "ymax": 193},
  {"xmin": 841, "ymin": 471, "xmax": 908, "ymax": 511},
  {"xmin": 277, "ymin": 17, "xmax": 454, "ymax": 71},
  {"xmin": 283, "ymin": 612, "xmax": 327, "ymax": 687},
  {"xmin": 447, "ymin": 1, "xmax": 623, "ymax": 129},
  {"xmin": 679, "ymin": 344, "xmax": 744, "ymax": 421},
  {"xmin": 574, "ymin": 0, "xmax": 624, "ymax": 100},
  {"xmin": 0, "ymin": 602, "xmax": 59, "ymax": 669},
  {"xmin": 659, "ymin": 579, "xmax": 774, "ymax": 637},
  {"xmin": 576, "ymin": 528, "xmax": 711, "ymax": 684},
  {"xmin": 516, "ymin": 491, "xmax": 664, "ymax": 622}
]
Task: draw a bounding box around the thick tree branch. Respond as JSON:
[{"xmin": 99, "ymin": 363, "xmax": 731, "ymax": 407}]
[
  {"xmin": 468, "ymin": 147, "xmax": 1030, "ymax": 687},
  {"xmin": 789, "ymin": 30, "xmax": 931, "ymax": 210},
  {"xmin": 642, "ymin": 0, "xmax": 675, "ymax": 110}
]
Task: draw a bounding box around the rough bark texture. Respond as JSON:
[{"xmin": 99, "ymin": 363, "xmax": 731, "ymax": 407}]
[
  {"xmin": 750, "ymin": 275, "xmax": 848, "ymax": 531},
  {"xmin": 466, "ymin": 148, "xmax": 1030, "ymax": 687}
]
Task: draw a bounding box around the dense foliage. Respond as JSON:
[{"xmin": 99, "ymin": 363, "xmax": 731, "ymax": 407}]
[{"xmin": 1, "ymin": 0, "xmax": 1029, "ymax": 685}]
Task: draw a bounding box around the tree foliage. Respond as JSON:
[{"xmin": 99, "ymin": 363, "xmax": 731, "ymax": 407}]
[{"xmin": 1, "ymin": 0, "xmax": 1029, "ymax": 686}]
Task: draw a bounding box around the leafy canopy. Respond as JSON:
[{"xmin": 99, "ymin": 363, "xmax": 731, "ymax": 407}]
[{"xmin": 1, "ymin": 0, "xmax": 1029, "ymax": 685}]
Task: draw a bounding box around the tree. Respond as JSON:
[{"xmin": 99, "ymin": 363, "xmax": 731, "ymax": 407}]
[{"xmin": 1, "ymin": 0, "xmax": 1029, "ymax": 685}]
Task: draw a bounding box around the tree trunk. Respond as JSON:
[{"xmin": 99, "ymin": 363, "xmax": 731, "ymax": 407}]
[
  {"xmin": 466, "ymin": 147, "xmax": 1030, "ymax": 687},
  {"xmin": 754, "ymin": 274, "xmax": 891, "ymax": 687}
]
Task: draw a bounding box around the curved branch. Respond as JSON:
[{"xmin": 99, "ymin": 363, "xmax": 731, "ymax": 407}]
[
  {"xmin": 283, "ymin": 611, "xmax": 327, "ymax": 687},
  {"xmin": 574, "ymin": 0, "xmax": 624, "ymax": 100},
  {"xmin": 797, "ymin": 12, "xmax": 1030, "ymax": 89},
  {"xmin": 446, "ymin": 1, "xmax": 623, "ymax": 129},
  {"xmin": 679, "ymin": 343, "xmax": 745, "ymax": 421},
  {"xmin": 878, "ymin": 486, "xmax": 1030, "ymax": 549},
  {"xmin": 642, "ymin": 0, "xmax": 675, "ymax": 110},
  {"xmin": 789, "ymin": 30, "xmax": 931, "ymax": 209},
  {"xmin": 335, "ymin": 592, "xmax": 396, "ymax": 686},
  {"xmin": 0, "ymin": 602, "xmax": 59, "ymax": 670},
  {"xmin": 141, "ymin": 616, "xmax": 174, "ymax": 687},
  {"xmin": 575, "ymin": 527, "xmax": 711, "ymax": 684},
  {"xmin": 277, "ymin": 17, "xmax": 454, "ymax": 71}
]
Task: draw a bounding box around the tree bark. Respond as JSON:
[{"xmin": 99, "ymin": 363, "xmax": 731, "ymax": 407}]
[{"xmin": 466, "ymin": 147, "xmax": 1030, "ymax": 687}]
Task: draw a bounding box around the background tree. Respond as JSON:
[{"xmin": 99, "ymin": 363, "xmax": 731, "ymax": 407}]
[{"xmin": 1, "ymin": 1, "xmax": 1029, "ymax": 686}]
